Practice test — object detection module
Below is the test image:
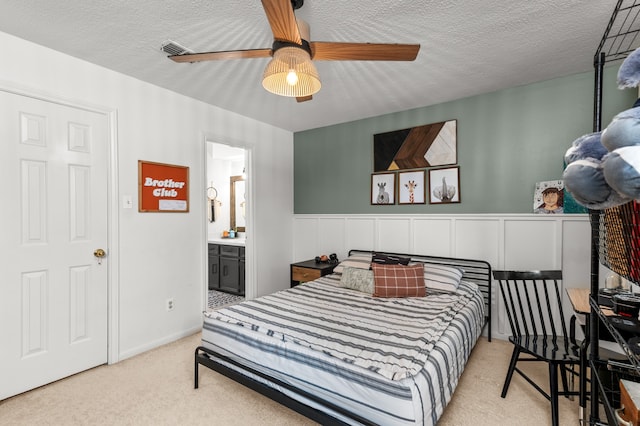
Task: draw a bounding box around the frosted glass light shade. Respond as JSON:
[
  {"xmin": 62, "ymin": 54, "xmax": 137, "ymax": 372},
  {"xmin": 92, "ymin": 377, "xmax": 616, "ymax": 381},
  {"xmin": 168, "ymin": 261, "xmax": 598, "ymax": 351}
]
[{"xmin": 262, "ymin": 46, "xmax": 321, "ymax": 97}]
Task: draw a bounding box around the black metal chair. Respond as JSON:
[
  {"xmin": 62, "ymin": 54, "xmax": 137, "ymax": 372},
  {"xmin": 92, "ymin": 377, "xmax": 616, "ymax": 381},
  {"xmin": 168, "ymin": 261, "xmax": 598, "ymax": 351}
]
[{"xmin": 494, "ymin": 270, "xmax": 580, "ymax": 426}]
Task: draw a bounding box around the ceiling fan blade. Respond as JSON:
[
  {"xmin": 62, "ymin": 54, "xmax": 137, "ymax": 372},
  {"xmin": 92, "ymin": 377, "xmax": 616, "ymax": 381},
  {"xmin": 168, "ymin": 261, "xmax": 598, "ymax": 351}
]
[
  {"xmin": 296, "ymin": 95, "xmax": 313, "ymax": 102},
  {"xmin": 261, "ymin": 0, "xmax": 301, "ymax": 44},
  {"xmin": 169, "ymin": 48, "xmax": 272, "ymax": 63},
  {"xmin": 311, "ymin": 42, "xmax": 420, "ymax": 61}
]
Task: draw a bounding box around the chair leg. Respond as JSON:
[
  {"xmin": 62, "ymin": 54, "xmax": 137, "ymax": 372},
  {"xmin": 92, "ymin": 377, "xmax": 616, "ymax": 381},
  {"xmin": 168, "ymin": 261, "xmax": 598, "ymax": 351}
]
[
  {"xmin": 559, "ymin": 364, "xmax": 571, "ymax": 399},
  {"xmin": 580, "ymin": 342, "xmax": 588, "ymax": 422},
  {"xmin": 549, "ymin": 362, "xmax": 560, "ymax": 426},
  {"xmin": 501, "ymin": 345, "xmax": 521, "ymax": 398},
  {"xmin": 569, "ymin": 365, "xmax": 575, "ymax": 400}
]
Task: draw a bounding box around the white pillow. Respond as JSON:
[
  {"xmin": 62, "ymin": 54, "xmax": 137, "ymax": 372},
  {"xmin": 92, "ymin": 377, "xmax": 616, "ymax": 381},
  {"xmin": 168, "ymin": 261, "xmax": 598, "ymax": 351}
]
[
  {"xmin": 424, "ymin": 264, "xmax": 464, "ymax": 293},
  {"xmin": 333, "ymin": 253, "xmax": 372, "ymax": 274},
  {"xmin": 340, "ymin": 266, "xmax": 374, "ymax": 294}
]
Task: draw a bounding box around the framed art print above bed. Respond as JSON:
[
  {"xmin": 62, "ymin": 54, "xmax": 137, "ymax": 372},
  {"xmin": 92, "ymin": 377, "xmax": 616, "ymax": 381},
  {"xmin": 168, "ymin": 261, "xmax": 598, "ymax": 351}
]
[
  {"xmin": 429, "ymin": 167, "xmax": 460, "ymax": 204},
  {"xmin": 373, "ymin": 120, "xmax": 458, "ymax": 172},
  {"xmin": 398, "ymin": 170, "xmax": 426, "ymax": 204},
  {"xmin": 371, "ymin": 172, "xmax": 396, "ymax": 205}
]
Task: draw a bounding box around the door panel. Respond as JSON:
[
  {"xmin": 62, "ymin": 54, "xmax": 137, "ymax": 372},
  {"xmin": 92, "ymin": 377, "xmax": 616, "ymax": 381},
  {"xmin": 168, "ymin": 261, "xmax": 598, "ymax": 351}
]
[{"xmin": 0, "ymin": 91, "xmax": 109, "ymax": 399}]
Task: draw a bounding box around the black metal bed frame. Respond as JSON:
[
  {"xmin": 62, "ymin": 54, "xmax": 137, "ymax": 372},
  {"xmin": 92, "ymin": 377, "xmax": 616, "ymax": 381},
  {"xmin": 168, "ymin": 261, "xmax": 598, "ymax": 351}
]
[
  {"xmin": 194, "ymin": 345, "xmax": 373, "ymax": 425},
  {"xmin": 194, "ymin": 250, "xmax": 492, "ymax": 425}
]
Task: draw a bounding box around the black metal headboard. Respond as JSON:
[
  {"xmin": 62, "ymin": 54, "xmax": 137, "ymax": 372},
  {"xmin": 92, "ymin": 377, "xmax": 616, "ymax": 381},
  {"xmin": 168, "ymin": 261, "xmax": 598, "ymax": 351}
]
[{"xmin": 348, "ymin": 249, "xmax": 492, "ymax": 341}]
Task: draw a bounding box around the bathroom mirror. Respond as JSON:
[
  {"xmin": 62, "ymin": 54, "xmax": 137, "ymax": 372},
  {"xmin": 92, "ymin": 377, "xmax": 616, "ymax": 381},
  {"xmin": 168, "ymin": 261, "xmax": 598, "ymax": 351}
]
[{"xmin": 230, "ymin": 175, "xmax": 246, "ymax": 232}]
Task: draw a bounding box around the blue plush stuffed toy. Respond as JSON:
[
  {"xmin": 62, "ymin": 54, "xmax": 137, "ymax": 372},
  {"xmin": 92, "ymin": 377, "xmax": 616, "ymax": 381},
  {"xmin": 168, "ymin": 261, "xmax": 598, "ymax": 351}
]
[
  {"xmin": 601, "ymin": 105, "xmax": 640, "ymax": 199},
  {"xmin": 563, "ymin": 132, "xmax": 630, "ymax": 209},
  {"xmin": 564, "ymin": 46, "xmax": 640, "ymax": 209}
]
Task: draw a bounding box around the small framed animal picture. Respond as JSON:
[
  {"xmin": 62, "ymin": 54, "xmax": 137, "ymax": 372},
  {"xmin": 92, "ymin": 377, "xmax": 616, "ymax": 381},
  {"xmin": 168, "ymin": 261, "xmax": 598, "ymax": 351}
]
[
  {"xmin": 429, "ymin": 167, "xmax": 460, "ymax": 204},
  {"xmin": 398, "ymin": 170, "xmax": 426, "ymax": 204},
  {"xmin": 371, "ymin": 172, "xmax": 396, "ymax": 205}
]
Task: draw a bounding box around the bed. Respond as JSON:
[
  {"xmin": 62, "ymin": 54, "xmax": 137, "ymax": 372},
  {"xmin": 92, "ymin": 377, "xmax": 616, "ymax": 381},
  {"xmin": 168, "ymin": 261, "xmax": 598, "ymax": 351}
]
[{"xmin": 195, "ymin": 250, "xmax": 492, "ymax": 425}]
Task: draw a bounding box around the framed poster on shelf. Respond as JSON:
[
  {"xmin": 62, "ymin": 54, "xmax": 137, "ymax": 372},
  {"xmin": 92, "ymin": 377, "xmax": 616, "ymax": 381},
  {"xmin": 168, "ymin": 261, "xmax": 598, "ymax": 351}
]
[{"xmin": 138, "ymin": 160, "xmax": 189, "ymax": 212}]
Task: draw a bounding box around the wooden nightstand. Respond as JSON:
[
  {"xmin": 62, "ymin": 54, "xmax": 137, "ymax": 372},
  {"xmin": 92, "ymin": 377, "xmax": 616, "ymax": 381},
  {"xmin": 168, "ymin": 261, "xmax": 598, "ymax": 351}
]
[{"xmin": 290, "ymin": 259, "xmax": 337, "ymax": 287}]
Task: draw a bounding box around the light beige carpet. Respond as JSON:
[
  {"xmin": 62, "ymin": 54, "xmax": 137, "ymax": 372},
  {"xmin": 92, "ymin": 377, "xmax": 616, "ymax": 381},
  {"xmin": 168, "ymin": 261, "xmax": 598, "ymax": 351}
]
[
  {"xmin": 0, "ymin": 334, "xmax": 582, "ymax": 425},
  {"xmin": 438, "ymin": 338, "xmax": 580, "ymax": 426}
]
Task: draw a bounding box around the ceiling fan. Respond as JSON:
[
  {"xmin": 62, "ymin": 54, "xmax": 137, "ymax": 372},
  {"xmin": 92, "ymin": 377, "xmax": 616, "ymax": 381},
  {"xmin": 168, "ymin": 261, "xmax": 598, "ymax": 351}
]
[{"xmin": 168, "ymin": 0, "xmax": 420, "ymax": 102}]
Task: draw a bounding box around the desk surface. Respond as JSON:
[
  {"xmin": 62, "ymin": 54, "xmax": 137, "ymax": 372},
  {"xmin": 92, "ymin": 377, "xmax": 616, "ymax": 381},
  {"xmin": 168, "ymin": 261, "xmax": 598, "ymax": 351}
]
[
  {"xmin": 566, "ymin": 288, "xmax": 590, "ymax": 314},
  {"xmin": 566, "ymin": 287, "xmax": 615, "ymax": 316}
]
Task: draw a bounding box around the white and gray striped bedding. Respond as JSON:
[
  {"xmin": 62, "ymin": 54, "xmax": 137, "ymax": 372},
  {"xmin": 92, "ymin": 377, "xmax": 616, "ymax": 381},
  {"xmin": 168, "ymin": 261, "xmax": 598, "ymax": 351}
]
[{"xmin": 201, "ymin": 274, "xmax": 485, "ymax": 425}]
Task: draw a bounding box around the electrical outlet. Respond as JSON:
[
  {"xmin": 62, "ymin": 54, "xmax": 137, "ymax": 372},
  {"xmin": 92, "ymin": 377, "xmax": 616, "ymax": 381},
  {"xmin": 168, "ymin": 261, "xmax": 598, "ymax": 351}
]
[{"xmin": 166, "ymin": 298, "xmax": 174, "ymax": 311}]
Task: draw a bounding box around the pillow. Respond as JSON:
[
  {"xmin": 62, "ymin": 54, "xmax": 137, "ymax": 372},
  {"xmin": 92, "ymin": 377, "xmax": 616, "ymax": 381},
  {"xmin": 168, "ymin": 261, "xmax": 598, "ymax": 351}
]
[
  {"xmin": 372, "ymin": 263, "xmax": 425, "ymax": 298},
  {"xmin": 340, "ymin": 267, "xmax": 374, "ymax": 294},
  {"xmin": 424, "ymin": 264, "xmax": 464, "ymax": 293},
  {"xmin": 333, "ymin": 253, "xmax": 372, "ymax": 274},
  {"xmin": 371, "ymin": 252, "xmax": 411, "ymax": 266}
]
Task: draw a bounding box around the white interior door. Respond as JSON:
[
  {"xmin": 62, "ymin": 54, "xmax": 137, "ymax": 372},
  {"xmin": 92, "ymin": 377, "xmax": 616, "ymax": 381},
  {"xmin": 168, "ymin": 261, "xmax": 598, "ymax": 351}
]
[{"xmin": 0, "ymin": 90, "xmax": 109, "ymax": 400}]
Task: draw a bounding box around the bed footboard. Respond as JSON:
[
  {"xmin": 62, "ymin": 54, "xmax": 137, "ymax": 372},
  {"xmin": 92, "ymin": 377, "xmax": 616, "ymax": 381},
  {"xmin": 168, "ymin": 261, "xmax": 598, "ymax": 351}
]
[{"xmin": 194, "ymin": 345, "xmax": 376, "ymax": 426}]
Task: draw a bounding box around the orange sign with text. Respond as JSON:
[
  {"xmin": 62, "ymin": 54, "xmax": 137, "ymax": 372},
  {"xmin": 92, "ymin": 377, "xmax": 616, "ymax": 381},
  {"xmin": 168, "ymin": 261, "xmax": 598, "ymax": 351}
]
[{"xmin": 138, "ymin": 160, "xmax": 189, "ymax": 212}]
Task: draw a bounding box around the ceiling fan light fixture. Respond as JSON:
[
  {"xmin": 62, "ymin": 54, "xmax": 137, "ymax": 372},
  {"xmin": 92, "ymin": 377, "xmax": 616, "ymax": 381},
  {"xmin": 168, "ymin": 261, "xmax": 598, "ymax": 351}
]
[{"xmin": 262, "ymin": 46, "xmax": 321, "ymax": 98}]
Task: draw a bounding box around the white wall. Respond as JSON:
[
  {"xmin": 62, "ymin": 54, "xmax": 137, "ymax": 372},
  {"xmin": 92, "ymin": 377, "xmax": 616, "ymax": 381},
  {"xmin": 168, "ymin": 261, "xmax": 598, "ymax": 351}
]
[
  {"xmin": 0, "ymin": 31, "xmax": 294, "ymax": 361},
  {"xmin": 293, "ymin": 213, "xmax": 591, "ymax": 341}
]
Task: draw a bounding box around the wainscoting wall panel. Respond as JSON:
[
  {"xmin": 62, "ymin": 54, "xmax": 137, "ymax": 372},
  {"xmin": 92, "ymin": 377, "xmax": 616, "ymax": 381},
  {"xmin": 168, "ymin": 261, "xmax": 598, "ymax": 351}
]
[
  {"xmin": 503, "ymin": 219, "xmax": 560, "ymax": 270},
  {"xmin": 377, "ymin": 218, "xmax": 412, "ymax": 254},
  {"xmin": 413, "ymin": 218, "xmax": 452, "ymax": 257},
  {"xmin": 293, "ymin": 214, "xmax": 591, "ymax": 341},
  {"xmin": 317, "ymin": 218, "xmax": 346, "ymax": 258},
  {"xmin": 454, "ymin": 218, "xmax": 501, "ymax": 265},
  {"xmin": 562, "ymin": 219, "xmax": 593, "ymax": 284},
  {"xmin": 345, "ymin": 218, "xmax": 376, "ymax": 252}
]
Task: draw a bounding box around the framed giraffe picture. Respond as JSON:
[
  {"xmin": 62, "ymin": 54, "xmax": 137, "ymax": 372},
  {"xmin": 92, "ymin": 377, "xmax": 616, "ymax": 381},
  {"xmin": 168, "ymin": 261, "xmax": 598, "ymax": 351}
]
[
  {"xmin": 398, "ymin": 170, "xmax": 426, "ymax": 205},
  {"xmin": 371, "ymin": 172, "xmax": 396, "ymax": 205}
]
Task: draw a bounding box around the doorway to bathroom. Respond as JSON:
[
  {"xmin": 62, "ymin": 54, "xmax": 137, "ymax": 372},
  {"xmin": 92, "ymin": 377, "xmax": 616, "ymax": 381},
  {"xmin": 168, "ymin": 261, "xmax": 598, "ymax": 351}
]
[{"xmin": 206, "ymin": 141, "xmax": 249, "ymax": 310}]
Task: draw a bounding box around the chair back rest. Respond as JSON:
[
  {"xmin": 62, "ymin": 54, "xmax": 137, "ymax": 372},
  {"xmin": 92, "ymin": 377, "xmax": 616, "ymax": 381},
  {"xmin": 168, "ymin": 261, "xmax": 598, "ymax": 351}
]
[{"xmin": 493, "ymin": 270, "xmax": 566, "ymax": 341}]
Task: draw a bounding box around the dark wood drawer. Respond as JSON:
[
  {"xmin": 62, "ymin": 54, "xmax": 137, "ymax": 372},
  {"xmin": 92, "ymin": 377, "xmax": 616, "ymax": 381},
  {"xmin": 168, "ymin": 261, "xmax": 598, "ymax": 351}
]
[
  {"xmin": 291, "ymin": 266, "xmax": 322, "ymax": 283},
  {"xmin": 208, "ymin": 244, "xmax": 220, "ymax": 255},
  {"xmin": 220, "ymin": 245, "xmax": 240, "ymax": 257}
]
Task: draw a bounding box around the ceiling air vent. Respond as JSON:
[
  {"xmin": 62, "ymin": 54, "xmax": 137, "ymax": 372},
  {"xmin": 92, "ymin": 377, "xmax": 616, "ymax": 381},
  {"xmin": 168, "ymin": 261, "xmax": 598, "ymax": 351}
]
[{"xmin": 160, "ymin": 40, "xmax": 193, "ymax": 56}]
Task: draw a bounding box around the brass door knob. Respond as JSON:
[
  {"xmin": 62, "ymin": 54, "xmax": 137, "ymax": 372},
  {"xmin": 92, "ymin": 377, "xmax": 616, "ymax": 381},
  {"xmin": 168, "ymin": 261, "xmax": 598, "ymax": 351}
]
[{"xmin": 94, "ymin": 248, "xmax": 106, "ymax": 258}]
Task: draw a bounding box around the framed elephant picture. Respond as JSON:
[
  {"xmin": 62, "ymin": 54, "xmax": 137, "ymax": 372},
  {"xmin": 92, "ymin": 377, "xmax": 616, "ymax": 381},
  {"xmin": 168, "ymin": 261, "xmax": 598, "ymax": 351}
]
[
  {"xmin": 371, "ymin": 172, "xmax": 396, "ymax": 205},
  {"xmin": 429, "ymin": 167, "xmax": 460, "ymax": 204},
  {"xmin": 398, "ymin": 170, "xmax": 426, "ymax": 204}
]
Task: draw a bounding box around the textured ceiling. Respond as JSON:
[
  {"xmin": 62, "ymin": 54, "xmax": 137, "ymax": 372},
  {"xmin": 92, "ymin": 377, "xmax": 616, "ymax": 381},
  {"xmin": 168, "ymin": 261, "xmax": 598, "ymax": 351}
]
[{"xmin": 0, "ymin": 1, "xmax": 620, "ymax": 132}]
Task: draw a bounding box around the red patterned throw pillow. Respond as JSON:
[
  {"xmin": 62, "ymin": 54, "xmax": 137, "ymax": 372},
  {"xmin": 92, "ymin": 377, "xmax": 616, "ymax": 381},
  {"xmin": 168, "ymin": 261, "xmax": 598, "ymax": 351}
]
[{"xmin": 372, "ymin": 263, "xmax": 426, "ymax": 298}]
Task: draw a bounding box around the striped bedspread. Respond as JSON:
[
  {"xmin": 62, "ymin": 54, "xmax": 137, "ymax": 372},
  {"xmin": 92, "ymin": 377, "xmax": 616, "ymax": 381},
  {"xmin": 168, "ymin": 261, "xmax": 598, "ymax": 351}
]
[{"xmin": 202, "ymin": 274, "xmax": 485, "ymax": 425}]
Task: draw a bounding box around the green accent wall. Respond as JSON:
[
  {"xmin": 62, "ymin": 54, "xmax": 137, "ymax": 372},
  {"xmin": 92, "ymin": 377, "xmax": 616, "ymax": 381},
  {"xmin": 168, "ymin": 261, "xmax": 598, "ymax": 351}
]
[{"xmin": 294, "ymin": 67, "xmax": 636, "ymax": 214}]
